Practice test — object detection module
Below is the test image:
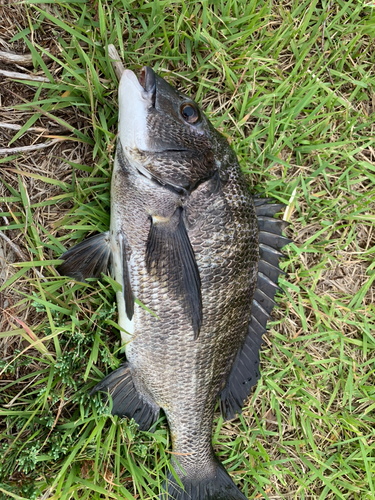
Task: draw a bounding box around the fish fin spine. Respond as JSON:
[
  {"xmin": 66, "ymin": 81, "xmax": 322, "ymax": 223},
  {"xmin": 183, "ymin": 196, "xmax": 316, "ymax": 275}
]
[{"xmin": 90, "ymin": 362, "xmax": 160, "ymax": 431}]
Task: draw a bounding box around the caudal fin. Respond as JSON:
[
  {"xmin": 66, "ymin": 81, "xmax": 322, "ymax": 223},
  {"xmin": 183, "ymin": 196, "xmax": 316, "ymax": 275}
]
[{"xmin": 160, "ymin": 458, "xmax": 247, "ymax": 500}]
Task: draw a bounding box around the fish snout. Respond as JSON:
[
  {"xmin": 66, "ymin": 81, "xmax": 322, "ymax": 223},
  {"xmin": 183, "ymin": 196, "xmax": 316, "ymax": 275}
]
[{"xmin": 118, "ymin": 68, "xmax": 155, "ymax": 151}]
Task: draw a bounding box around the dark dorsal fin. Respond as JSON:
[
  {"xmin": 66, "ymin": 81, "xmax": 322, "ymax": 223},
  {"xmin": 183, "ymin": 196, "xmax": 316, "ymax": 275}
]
[
  {"xmin": 58, "ymin": 232, "xmax": 112, "ymax": 281},
  {"xmin": 253, "ymin": 203, "xmax": 285, "ymax": 216},
  {"xmin": 257, "ymin": 216, "xmax": 289, "ymax": 235},
  {"xmin": 146, "ymin": 207, "xmax": 202, "ymax": 338},
  {"xmin": 219, "ymin": 198, "xmax": 292, "ymax": 421}
]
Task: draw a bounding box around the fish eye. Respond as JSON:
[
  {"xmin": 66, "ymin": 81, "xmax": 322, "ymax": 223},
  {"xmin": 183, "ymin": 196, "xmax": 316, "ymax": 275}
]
[{"xmin": 180, "ymin": 103, "xmax": 199, "ymax": 124}]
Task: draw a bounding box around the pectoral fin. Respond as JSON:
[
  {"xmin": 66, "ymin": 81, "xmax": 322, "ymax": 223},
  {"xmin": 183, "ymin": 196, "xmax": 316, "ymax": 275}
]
[
  {"xmin": 58, "ymin": 232, "xmax": 111, "ymax": 281},
  {"xmin": 146, "ymin": 208, "xmax": 202, "ymax": 338}
]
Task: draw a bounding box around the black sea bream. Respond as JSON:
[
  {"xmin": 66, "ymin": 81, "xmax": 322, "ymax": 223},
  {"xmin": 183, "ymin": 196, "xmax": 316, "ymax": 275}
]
[{"xmin": 59, "ymin": 66, "xmax": 291, "ymax": 500}]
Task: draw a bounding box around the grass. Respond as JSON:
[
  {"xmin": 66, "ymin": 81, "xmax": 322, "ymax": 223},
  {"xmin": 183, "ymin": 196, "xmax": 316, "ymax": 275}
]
[{"xmin": 0, "ymin": 0, "xmax": 375, "ymax": 498}]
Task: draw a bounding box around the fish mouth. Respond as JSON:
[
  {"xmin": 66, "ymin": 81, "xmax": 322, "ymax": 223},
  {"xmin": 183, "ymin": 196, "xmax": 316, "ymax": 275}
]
[
  {"xmin": 118, "ymin": 67, "xmax": 156, "ymax": 153},
  {"xmin": 121, "ymin": 67, "xmax": 156, "ymax": 104},
  {"xmin": 138, "ymin": 66, "xmax": 156, "ymax": 98},
  {"xmin": 121, "ymin": 66, "xmax": 156, "ymax": 106}
]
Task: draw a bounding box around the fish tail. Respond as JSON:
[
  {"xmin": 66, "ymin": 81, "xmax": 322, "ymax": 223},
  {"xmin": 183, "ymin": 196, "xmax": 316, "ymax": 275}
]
[{"xmin": 160, "ymin": 456, "xmax": 247, "ymax": 500}]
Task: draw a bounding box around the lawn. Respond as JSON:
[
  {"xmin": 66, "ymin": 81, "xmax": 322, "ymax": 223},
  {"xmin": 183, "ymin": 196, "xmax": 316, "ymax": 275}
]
[{"xmin": 0, "ymin": 1, "xmax": 375, "ymax": 499}]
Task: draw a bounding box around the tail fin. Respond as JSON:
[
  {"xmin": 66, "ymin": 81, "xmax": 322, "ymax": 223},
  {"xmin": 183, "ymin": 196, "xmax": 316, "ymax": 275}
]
[{"xmin": 160, "ymin": 459, "xmax": 247, "ymax": 500}]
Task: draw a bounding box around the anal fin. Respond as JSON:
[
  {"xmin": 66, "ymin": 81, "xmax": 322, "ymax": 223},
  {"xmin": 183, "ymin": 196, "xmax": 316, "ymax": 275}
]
[
  {"xmin": 58, "ymin": 232, "xmax": 111, "ymax": 281},
  {"xmin": 90, "ymin": 362, "xmax": 160, "ymax": 431}
]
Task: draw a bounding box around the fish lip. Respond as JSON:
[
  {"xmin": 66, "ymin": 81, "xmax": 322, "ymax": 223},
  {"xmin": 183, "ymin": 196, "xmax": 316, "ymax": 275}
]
[
  {"xmin": 121, "ymin": 68, "xmax": 155, "ymax": 105},
  {"xmin": 138, "ymin": 66, "xmax": 156, "ymax": 95}
]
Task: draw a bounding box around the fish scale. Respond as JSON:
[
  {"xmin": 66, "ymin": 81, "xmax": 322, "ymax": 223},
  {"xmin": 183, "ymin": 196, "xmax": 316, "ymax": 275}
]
[{"xmin": 58, "ymin": 65, "xmax": 291, "ymax": 500}]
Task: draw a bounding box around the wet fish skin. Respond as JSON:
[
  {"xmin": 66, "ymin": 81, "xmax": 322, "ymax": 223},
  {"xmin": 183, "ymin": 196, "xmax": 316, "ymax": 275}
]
[{"xmin": 59, "ymin": 65, "xmax": 290, "ymax": 500}]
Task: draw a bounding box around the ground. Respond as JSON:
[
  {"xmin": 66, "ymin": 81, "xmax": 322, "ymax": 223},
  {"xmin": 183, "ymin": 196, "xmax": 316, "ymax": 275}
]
[{"xmin": 0, "ymin": 1, "xmax": 374, "ymax": 499}]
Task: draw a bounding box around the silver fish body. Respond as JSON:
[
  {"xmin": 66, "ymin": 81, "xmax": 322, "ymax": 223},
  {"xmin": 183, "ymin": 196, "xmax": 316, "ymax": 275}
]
[{"xmin": 59, "ymin": 66, "xmax": 291, "ymax": 500}]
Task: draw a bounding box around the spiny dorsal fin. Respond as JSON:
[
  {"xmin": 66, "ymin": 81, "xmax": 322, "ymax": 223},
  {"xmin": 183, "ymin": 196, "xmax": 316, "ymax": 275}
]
[
  {"xmin": 258, "ymin": 258, "xmax": 286, "ymax": 282},
  {"xmin": 146, "ymin": 207, "xmax": 202, "ymax": 338},
  {"xmin": 257, "ymin": 216, "xmax": 289, "ymax": 235},
  {"xmin": 259, "ymin": 243, "xmax": 284, "ymax": 266},
  {"xmin": 258, "ymin": 231, "xmax": 292, "ymax": 249},
  {"xmin": 219, "ymin": 197, "xmax": 291, "ymax": 420},
  {"xmin": 255, "ymin": 203, "xmax": 286, "ymax": 216},
  {"xmin": 58, "ymin": 232, "xmax": 111, "ymax": 281}
]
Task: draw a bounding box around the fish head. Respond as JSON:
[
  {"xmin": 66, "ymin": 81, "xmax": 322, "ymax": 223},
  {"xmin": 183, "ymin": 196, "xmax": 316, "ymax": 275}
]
[{"xmin": 118, "ymin": 66, "xmax": 233, "ymax": 190}]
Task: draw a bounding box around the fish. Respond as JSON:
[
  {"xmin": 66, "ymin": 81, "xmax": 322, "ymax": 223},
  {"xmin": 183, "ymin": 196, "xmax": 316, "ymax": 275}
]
[{"xmin": 58, "ymin": 65, "xmax": 291, "ymax": 500}]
